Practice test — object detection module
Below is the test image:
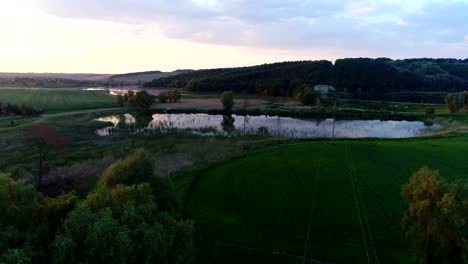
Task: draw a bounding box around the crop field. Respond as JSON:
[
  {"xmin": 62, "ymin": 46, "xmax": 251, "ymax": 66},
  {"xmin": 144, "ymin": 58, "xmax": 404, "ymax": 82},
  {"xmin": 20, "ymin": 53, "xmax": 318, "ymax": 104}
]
[
  {"xmin": 0, "ymin": 88, "xmax": 114, "ymax": 110},
  {"xmin": 187, "ymin": 135, "xmax": 468, "ymax": 263}
]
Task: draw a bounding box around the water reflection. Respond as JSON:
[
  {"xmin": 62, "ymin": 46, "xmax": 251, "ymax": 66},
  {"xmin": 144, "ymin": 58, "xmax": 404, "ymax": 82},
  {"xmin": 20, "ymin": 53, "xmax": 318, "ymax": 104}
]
[
  {"xmin": 221, "ymin": 115, "xmax": 235, "ymax": 134},
  {"xmin": 94, "ymin": 113, "xmax": 442, "ymax": 138},
  {"xmin": 95, "ymin": 114, "xmax": 136, "ymax": 136}
]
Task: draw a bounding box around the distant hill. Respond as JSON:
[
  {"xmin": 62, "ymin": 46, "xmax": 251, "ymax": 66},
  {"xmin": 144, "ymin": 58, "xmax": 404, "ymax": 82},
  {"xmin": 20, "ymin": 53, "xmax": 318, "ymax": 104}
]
[
  {"xmin": 143, "ymin": 58, "xmax": 468, "ymax": 102},
  {"xmin": 107, "ymin": 71, "xmax": 189, "ymax": 86},
  {"xmin": 0, "ymin": 70, "xmax": 187, "ymax": 88}
]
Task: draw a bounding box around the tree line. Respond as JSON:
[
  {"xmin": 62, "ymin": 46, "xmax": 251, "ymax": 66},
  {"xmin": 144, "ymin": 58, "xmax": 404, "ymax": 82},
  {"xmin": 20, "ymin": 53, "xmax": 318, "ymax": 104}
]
[
  {"xmin": 0, "ymin": 102, "xmax": 42, "ymax": 117},
  {"xmin": 143, "ymin": 58, "xmax": 468, "ymax": 103}
]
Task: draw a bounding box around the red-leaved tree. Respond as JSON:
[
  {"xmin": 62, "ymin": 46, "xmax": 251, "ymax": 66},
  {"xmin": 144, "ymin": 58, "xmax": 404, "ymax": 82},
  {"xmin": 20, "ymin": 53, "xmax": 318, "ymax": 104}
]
[{"xmin": 24, "ymin": 123, "xmax": 65, "ymax": 190}]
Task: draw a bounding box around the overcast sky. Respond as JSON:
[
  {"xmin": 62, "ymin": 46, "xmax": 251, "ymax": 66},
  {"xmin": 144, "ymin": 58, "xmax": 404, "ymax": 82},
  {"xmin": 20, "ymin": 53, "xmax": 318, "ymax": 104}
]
[{"xmin": 0, "ymin": 0, "xmax": 467, "ymax": 73}]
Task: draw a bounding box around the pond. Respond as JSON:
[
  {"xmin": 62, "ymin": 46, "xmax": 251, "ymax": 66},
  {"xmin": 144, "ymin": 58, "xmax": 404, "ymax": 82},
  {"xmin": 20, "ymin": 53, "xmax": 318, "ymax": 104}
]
[{"xmin": 94, "ymin": 113, "xmax": 441, "ymax": 138}]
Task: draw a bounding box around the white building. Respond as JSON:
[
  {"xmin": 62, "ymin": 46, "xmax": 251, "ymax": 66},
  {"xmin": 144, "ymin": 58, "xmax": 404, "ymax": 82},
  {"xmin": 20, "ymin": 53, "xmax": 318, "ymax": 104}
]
[{"xmin": 314, "ymin": 84, "xmax": 336, "ymax": 94}]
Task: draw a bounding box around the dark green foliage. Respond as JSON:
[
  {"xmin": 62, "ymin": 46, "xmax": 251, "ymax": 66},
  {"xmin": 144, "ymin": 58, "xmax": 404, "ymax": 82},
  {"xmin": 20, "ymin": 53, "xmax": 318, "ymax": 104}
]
[
  {"xmin": 0, "ymin": 249, "xmax": 31, "ymax": 264},
  {"xmin": 294, "ymin": 87, "xmax": 321, "ymax": 106},
  {"xmin": 425, "ymin": 106, "xmax": 435, "ymax": 115},
  {"xmin": 101, "ymin": 148, "xmax": 155, "ymax": 187},
  {"xmin": 115, "ymin": 94, "xmax": 125, "ymax": 107},
  {"xmin": 169, "ymin": 89, "xmax": 182, "ymax": 102},
  {"xmin": 159, "ymin": 92, "xmax": 168, "ymax": 103},
  {"xmin": 220, "ymin": 91, "xmax": 234, "ymax": 112},
  {"xmin": 128, "ymin": 90, "xmax": 154, "ymax": 108},
  {"xmin": 158, "ymin": 89, "xmax": 182, "ymax": 103},
  {"xmin": 144, "ymin": 58, "xmax": 468, "ymax": 102},
  {"xmin": 101, "ymin": 148, "xmax": 178, "ymax": 212},
  {"xmin": 0, "ymin": 174, "xmax": 77, "ymax": 262},
  {"xmin": 53, "ymin": 182, "xmax": 194, "ymax": 264}
]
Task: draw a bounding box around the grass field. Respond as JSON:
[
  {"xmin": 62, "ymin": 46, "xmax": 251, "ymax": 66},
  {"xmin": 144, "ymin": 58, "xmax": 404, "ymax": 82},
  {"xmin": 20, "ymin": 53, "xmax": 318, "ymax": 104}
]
[
  {"xmin": 186, "ymin": 135, "xmax": 468, "ymax": 263},
  {"xmin": 0, "ymin": 88, "xmax": 115, "ymax": 110}
]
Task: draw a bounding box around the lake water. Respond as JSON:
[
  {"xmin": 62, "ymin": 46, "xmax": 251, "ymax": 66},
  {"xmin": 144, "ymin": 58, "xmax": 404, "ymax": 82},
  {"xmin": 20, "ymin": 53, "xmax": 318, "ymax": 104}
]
[{"xmin": 94, "ymin": 113, "xmax": 441, "ymax": 138}]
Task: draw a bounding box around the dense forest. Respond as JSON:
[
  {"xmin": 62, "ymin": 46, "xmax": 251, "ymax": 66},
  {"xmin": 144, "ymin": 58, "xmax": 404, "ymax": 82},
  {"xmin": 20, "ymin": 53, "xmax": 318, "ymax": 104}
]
[{"xmin": 144, "ymin": 58, "xmax": 468, "ymax": 103}]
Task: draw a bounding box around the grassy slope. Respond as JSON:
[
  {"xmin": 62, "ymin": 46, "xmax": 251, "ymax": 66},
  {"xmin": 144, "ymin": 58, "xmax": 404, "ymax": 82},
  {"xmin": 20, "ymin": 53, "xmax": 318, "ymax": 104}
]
[
  {"xmin": 0, "ymin": 88, "xmax": 114, "ymax": 110},
  {"xmin": 187, "ymin": 135, "xmax": 468, "ymax": 263}
]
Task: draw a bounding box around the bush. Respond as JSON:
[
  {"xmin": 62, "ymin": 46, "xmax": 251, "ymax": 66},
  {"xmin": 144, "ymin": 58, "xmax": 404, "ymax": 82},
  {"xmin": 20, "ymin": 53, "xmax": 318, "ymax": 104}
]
[
  {"xmin": 296, "ymin": 87, "xmax": 321, "ymax": 106},
  {"xmin": 425, "ymin": 106, "xmax": 435, "ymax": 115},
  {"xmin": 158, "ymin": 92, "xmax": 168, "ymax": 103},
  {"xmin": 101, "ymin": 149, "xmax": 155, "ymax": 187}
]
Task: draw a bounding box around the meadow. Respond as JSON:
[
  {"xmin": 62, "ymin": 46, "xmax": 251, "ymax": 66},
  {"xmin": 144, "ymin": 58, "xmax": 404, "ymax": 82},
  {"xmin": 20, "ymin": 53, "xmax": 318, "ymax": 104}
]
[
  {"xmin": 186, "ymin": 135, "xmax": 468, "ymax": 263},
  {"xmin": 0, "ymin": 88, "xmax": 115, "ymax": 110}
]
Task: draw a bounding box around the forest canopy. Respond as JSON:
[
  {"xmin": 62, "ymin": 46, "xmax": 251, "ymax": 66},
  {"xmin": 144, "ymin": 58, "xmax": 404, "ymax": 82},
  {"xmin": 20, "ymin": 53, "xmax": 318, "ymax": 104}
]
[{"xmin": 144, "ymin": 58, "xmax": 468, "ymax": 103}]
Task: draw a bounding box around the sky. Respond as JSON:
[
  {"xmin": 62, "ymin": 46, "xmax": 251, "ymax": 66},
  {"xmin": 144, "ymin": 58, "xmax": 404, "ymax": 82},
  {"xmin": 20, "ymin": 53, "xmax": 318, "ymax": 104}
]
[{"xmin": 0, "ymin": 0, "xmax": 467, "ymax": 73}]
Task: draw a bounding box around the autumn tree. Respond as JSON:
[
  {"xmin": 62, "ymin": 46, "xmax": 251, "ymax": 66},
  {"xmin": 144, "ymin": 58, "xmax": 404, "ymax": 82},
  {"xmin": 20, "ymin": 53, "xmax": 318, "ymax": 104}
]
[
  {"xmin": 24, "ymin": 124, "xmax": 65, "ymax": 190},
  {"xmin": 445, "ymin": 94, "xmax": 459, "ymax": 113},
  {"xmin": 460, "ymin": 91, "xmax": 468, "ymax": 111},
  {"xmin": 402, "ymin": 167, "xmax": 468, "ymax": 264}
]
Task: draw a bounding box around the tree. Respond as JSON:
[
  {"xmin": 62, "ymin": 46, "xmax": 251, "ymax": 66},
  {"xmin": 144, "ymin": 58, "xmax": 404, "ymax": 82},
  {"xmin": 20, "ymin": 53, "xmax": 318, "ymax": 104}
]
[
  {"xmin": 296, "ymin": 87, "xmax": 321, "ymax": 106},
  {"xmin": 445, "ymin": 94, "xmax": 458, "ymax": 113},
  {"xmin": 221, "ymin": 115, "xmax": 235, "ymax": 134},
  {"xmin": 460, "ymin": 91, "xmax": 468, "ymax": 111},
  {"xmin": 101, "ymin": 148, "xmax": 178, "ymax": 212},
  {"xmin": 169, "ymin": 89, "xmax": 182, "ymax": 102},
  {"xmin": 115, "ymin": 94, "xmax": 125, "ymax": 107},
  {"xmin": 402, "ymin": 167, "xmax": 468, "ymax": 264},
  {"xmin": 129, "ymin": 91, "xmax": 154, "ymax": 108},
  {"xmin": 101, "ymin": 148, "xmax": 155, "ymax": 187},
  {"xmin": 159, "ymin": 92, "xmax": 168, "ymax": 103},
  {"xmin": 220, "ymin": 91, "xmax": 234, "ymax": 112},
  {"xmin": 127, "ymin": 90, "xmax": 135, "ymax": 99},
  {"xmin": 24, "ymin": 124, "xmax": 65, "ymax": 190}
]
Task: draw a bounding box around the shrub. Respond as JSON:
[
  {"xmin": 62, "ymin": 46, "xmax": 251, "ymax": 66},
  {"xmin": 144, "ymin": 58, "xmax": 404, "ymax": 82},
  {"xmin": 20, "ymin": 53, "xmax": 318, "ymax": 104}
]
[
  {"xmin": 158, "ymin": 92, "xmax": 168, "ymax": 103},
  {"xmin": 425, "ymin": 106, "xmax": 435, "ymax": 115},
  {"xmin": 101, "ymin": 148, "xmax": 155, "ymax": 187}
]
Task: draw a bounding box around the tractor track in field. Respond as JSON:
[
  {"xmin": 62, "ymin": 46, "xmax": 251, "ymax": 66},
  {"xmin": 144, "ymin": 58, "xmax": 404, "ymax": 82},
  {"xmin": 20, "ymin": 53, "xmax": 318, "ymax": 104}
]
[
  {"xmin": 302, "ymin": 157, "xmax": 321, "ymax": 263},
  {"xmin": 345, "ymin": 145, "xmax": 380, "ymax": 264}
]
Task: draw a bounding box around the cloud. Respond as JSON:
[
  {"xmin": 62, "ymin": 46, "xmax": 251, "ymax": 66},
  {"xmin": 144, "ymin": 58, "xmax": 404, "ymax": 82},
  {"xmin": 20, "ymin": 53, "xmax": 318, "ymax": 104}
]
[{"xmin": 32, "ymin": 0, "xmax": 468, "ymax": 58}]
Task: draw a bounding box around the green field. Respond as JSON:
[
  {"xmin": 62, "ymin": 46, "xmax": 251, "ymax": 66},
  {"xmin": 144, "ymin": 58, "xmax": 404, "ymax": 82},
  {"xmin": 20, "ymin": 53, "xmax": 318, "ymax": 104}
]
[
  {"xmin": 187, "ymin": 136, "xmax": 468, "ymax": 263},
  {"xmin": 0, "ymin": 88, "xmax": 115, "ymax": 110}
]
